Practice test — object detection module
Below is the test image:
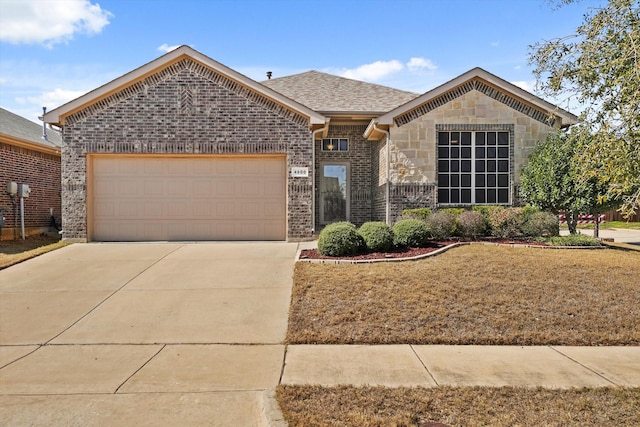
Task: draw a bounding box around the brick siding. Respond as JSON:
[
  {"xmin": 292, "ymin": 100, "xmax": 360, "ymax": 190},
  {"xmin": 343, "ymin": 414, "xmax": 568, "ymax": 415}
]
[
  {"xmin": 61, "ymin": 58, "xmax": 314, "ymax": 241},
  {"xmin": 0, "ymin": 142, "xmax": 61, "ymax": 239}
]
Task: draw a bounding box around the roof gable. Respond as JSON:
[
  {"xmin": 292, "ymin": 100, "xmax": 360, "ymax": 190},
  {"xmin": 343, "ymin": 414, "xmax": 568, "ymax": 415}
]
[
  {"xmin": 44, "ymin": 46, "xmax": 326, "ymax": 128},
  {"xmin": 366, "ymin": 67, "xmax": 578, "ymax": 139},
  {"xmin": 262, "ymin": 71, "xmax": 418, "ymax": 116},
  {"xmin": 0, "ymin": 107, "xmax": 62, "ymax": 154}
]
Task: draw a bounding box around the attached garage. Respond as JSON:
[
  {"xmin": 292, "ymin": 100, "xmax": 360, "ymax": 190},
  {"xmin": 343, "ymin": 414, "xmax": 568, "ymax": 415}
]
[{"xmin": 88, "ymin": 155, "xmax": 286, "ymax": 241}]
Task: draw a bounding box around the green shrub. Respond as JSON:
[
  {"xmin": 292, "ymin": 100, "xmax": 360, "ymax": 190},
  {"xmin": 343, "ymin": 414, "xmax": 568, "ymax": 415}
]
[
  {"xmin": 401, "ymin": 208, "xmax": 432, "ymax": 221},
  {"xmin": 317, "ymin": 222, "xmax": 364, "ymax": 256},
  {"xmin": 425, "ymin": 211, "xmax": 458, "ymax": 239},
  {"xmin": 472, "ymin": 205, "xmax": 504, "ymax": 232},
  {"xmin": 547, "ymin": 234, "xmax": 601, "ymax": 246},
  {"xmin": 358, "ymin": 222, "xmax": 394, "ymax": 252},
  {"xmin": 440, "ymin": 208, "xmax": 466, "ymax": 216},
  {"xmin": 457, "ymin": 210, "xmax": 487, "ymax": 239},
  {"xmin": 489, "ymin": 207, "xmax": 527, "ymax": 239},
  {"xmin": 522, "ymin": 211, "xmax": 559, "ymax": 237},
  {"xmin": 393, "ymin": 219, "xmax": 430, "ymax": 247}
]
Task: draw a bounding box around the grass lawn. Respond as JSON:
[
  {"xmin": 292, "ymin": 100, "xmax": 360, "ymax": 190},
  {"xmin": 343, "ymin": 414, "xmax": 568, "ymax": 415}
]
[
  {"xmin": 277, "ymin": 385, "xmax": 640, "ymax": 426},
  {"xmin": 281, "ymin": 245, "xmax": 640, "ymax": 426},
  {"xmin": 0, "ymin": 236, "xmax": 69, "ymax": 269},
  {"xmin": 569, "ymin": 220, "xmax": 640, "ymax": 230},
  {"xmin": 288, "ymin": 245, "xmax": 640, "ymax": 345}
]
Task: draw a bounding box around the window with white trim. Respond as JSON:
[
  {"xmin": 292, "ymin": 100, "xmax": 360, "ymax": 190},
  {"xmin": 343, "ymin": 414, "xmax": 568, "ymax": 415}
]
[
  {"xmin": 322, "ymin": 138, "xmax": 348, "ymax": 151},
  {"xmin": 437, "ymin": 131, "xmax": 510, "ymax": 204}
]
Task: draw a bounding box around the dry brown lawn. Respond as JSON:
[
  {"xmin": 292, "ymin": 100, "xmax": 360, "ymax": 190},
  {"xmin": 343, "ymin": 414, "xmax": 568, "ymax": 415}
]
[
  {"xmin": 288, "ymin": 245, "xmax": 640, "ymax": 345},
  {"xmin": 277, "ymin": 385, "xmax": 640, "ymax": 426},
  {"xmin": 0, "ymin": 236, "xmax": 68, "ymax": 269}
]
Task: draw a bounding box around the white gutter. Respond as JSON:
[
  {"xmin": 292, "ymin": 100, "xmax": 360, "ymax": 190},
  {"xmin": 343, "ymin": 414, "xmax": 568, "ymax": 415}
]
[
  {"xmin": 372, "ymin": 121, "xmax": 391, "ymax": 225},
  {"xmin": 311, "ymin": 122, "xmax": 330, "ymax": 234}
]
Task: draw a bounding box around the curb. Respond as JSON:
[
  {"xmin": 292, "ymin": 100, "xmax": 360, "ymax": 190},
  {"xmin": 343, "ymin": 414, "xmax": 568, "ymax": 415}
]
[{"xmin": 261, "ymin": 389, "xmax": 288, "ymax": 427}]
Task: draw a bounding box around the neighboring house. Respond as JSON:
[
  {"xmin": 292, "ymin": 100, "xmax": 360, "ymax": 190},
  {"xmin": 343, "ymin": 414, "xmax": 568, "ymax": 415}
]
[
  {"xmin": 43, "ymin": 46, "xmax": 577, "ymax": 242},
  {"xmin": 0, "ymin": 108, "xmax": 62, "ymax": 240}
]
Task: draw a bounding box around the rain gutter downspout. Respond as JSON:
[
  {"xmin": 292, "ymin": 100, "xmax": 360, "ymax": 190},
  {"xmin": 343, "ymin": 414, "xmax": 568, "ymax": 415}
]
[
  {"xmin": 311, "ymin": 122, "xmax": 330, "ymax": 234},
  {"xmin": 372, "ymin": 121, "xmax": 391, "ymax": 225}
]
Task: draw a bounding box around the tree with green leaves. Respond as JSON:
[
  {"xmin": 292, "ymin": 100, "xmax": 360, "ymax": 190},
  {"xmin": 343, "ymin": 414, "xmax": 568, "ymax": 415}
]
[
  {"xmin": 529, "ymin": 0, "xmax": 640, "ymax": 217},
  {"xmin": 520, "ymin": 130, "xmax": 612, "ymax": 234}
]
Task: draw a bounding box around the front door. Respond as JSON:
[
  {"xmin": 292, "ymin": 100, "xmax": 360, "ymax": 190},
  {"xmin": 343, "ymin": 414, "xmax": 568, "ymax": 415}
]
[{"xmin": 320, "ymin": 163, "xmax": 349, "ymax": 224}]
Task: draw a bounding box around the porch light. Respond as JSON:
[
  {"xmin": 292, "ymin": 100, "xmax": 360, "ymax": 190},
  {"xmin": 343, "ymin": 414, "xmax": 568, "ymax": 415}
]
[{"xmin": 327, "ymin": 142, "xmax": 334, "ymax": 150}]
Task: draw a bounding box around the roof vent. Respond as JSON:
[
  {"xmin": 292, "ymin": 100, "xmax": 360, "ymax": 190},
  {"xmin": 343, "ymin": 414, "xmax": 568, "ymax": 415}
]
[{"xmin": 266, "ymin": 71, "xmax": 272, "ymax": 80}]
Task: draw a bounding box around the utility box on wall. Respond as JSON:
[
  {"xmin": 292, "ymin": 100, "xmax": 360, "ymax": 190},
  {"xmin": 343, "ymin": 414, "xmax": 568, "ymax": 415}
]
[
  {"xmin": 18, "ymin": 183, "xmax": 30, "ymax": 198},
  {"xmin": 7, "ymin": 181, "xmax": 18, "ymax": 196}
]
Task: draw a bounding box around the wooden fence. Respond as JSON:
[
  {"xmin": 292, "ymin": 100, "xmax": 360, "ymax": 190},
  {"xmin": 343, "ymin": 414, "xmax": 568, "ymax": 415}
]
[{"xmin": 603, "ymin": 210, "xmax": 640, "ymax": 222}]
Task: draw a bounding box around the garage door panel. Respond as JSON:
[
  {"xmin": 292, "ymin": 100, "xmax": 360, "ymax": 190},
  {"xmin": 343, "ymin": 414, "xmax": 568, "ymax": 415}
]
[{"xmin": 91, "ymin": 156, "xmax": 286, "ymax": 241}]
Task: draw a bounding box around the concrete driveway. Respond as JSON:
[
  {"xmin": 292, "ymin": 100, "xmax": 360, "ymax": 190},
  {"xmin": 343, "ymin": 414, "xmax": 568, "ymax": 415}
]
[{"xmin": 0, "ymin": 242, "xmax": 298, "ymax": 426}]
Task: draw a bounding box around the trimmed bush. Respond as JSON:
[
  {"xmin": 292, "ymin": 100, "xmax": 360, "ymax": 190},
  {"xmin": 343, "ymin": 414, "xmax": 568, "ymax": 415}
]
[
  {"xmin": 440, "ymin": 208, "xmax": 466, "ymax": 217},
  {"xmin": 401, "ymin": 208, "xmax": 432, "ymax": 221},
  {"xmin": 472, "ymin": 206, "xmax": 504, "ymax": 232},
  {"xmin": 457, "ymin": 210, "xmax": 486, "ymax": 239},
  {"xmin": 393, "ymin": 219, "xmax": 430, "ymax": 247},
  {"xmin": 358, "ymin": 222, "xmax": 394, "ymax": 252},
  {"xmin": 523, "ymin": 211, "xmax": 559, "ymax": 237},
  {"xmin": 317, "ymin": 222, "xmax": 364, "ymax": 256},
  {"xmin": 425, "ymin": 211, "xmax": 458, "ymax": 240},
  {"xmin": 548, "ymin": 234, "xmax": 601, "ymax": 246},
  {"xmin": 489, "ymin": 207, "xmax": 527, "ymax": 239}
]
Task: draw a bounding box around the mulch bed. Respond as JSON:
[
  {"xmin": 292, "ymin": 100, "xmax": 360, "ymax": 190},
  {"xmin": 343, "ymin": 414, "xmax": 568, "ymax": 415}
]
[{"xmin": 300, "ymin": 238, "xmax": 549, "ymax": 261}]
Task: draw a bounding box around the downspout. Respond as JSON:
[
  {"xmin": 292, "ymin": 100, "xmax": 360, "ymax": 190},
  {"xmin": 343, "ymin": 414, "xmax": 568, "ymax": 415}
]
[
  {"xmin": 311, "ymin": 122, "xmax": 330, "ymax": 234},
  {"xmin": 372, "ymin": 121, "xmax": 391, "ymax": 225}
]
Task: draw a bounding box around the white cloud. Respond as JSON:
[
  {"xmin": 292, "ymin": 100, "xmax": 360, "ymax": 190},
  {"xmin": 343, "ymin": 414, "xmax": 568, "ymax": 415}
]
[
  {"xmin": 0, "ymin": 0, "xmax": 113, "ymax": 47},
  {"xmin": 27, "ymin": 88, "xmax": 86, "ymax": 108},
  {"xmin": 157, "ymin": 43, "xmax": 182, "ymax": 53},
  {"xmin": 514, "ymin": 65, "xmax": 522, "ymax": 70},
  {"xmin": 339, "ymin": 60, "xmax": 404, "ymax": 81},
  {"xmin": 491, "ymin": 41, "xmax": 500, "ymax": 47},
  {"xmin": 406, "ymin": 57, "xmax": 437, "ymax": 72},
  {"xmin": 511, "ymin": 80, "xmax": 536, "ymax": 93}
]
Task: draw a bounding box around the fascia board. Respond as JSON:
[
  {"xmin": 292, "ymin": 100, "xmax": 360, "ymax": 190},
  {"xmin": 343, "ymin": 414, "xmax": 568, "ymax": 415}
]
[
  {"xmin": 44, "ymin": 46, "xmax": 326, "ymax": 127},
  {"xmin": 0, "ymin": 133, "xmax": 61, "ymax": 156}
]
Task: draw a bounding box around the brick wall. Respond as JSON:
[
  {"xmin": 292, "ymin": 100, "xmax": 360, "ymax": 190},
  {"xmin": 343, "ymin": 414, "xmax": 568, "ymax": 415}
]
[
  {"xmin": 315, "ymin": 124, "xmax": 371, "ymax": 228},
  {"xmin": 60, "ymin": 58, "xmax": 314, "ymax": 241},
  {"xmin": 0, "ymin": 141, "xmax": 61, "ymax": 239}
]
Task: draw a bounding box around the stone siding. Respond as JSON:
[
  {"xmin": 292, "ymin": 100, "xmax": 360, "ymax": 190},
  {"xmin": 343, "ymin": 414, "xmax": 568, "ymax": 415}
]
[
  {"xmin": 0, "ymin": 142, "xmax": 61, "ymax": 239},
  {"xmin": 61, "ymin": 58, "xmax": 313, "ymax": 241}
]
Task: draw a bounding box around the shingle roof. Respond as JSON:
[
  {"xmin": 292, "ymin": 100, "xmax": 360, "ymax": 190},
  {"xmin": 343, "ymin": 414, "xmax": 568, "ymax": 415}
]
[
  {"xmin": 0, "ymin": 107, "xmax": 62, "ymax": 149},
  {"xmin": 261, "ymin": 71, "xmax": 418, "ymax": 115}
]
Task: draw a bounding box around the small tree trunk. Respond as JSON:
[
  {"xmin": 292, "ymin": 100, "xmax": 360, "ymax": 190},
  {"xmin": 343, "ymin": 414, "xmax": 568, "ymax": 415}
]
[
  {"xmin": 567, "ymin": 211, "xmax": 578, "ymax": 235},
  {"xmin": 593, "ymin": 214, "xmax": 600, "ymax": 239}
]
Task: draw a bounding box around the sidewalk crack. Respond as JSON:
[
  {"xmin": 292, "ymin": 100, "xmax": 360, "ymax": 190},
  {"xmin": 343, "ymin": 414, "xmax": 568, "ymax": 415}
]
[
  {"xmin": 114, "ymin": 344, "xmax": 166, "ymax": 394},
  {"xmin": 410, "ymin": 345, "xmax": 439, "ymax": 386},
  {"xmin": 549, "ymin": 346, "xmax": 618, "ymax": 386}
]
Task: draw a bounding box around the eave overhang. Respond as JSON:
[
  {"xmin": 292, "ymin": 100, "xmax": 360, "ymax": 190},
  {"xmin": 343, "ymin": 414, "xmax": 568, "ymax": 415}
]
[{"xmin": 0, "ymin": 133, "xmax": 61, "ymax": 156}]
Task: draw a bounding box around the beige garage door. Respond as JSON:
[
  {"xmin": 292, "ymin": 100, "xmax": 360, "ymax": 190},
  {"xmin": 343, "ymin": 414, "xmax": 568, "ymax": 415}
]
[{"xmin": 90, "ymin": 156, "xmax": 286, "ymax": 241}]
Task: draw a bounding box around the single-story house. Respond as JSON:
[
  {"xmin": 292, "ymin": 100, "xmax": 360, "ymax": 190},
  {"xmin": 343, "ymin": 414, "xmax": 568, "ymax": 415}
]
[
  {"xmin": 0, "ymin": 107, "xmax": 62, "ymax": 240},
  {"xmin": 43, "ymin": 46, "xmax": 577, "ymax": 242}
]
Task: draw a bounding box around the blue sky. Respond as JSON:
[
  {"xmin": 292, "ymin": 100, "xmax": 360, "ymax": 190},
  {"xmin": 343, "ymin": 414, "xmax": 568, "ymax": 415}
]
[{"xmin": 0, "ymin": 0, "xmax": 603, "ymax": 123}]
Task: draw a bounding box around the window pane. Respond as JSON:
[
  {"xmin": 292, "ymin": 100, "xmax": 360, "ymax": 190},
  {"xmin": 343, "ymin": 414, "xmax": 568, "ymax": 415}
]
[
  {"xmin": 461, "ymin": 189, "xmax": 471, "ymax": 203},
  {"xmin": 438, "ymin": 147, "xmax": 449, "ymax": 158},
  {"xmin": 476, "ymin": 132, "xmax": 486, "ymax": 145},
  {"xmin": 438, "ymin": 160, "xmax": 449, "ymax": 172},
  {"xmin": 339, "ymin": 139, "xmax": 348, "ymax": 151},
  {"xmin": 451, "ymin": 174, "xmax": 459, "ymax": 187},
  {"xmin": 476, "ymin": 189, "xmax": 486, "ymax": 203},
  {"xmin": 487, "ymin": 189, "xmax": 497, "ymax": 203},
  {"xmin": 487, "ymin": 174, "xmax": 497, "ymax": 187},
  {"xmin": 487, "ymin": 132, "xmax": 496, "ymax": 145},
  {"xmin": 461, "ymin": 132, "xmax": 472, "ymax": 145},
  {"xmin": 498, "ymin": 189, "xmax": 509, "ymax": 203},
  {"xmin": 498, "ymin": 174, "xmax": 509, "ymax": 187},
  {"xmin": 498, "ymin": 147, "xmax": 509, "ymax": 158},
  {"xmin": 461, "ymin": 147, "xmax": 471, "ymax": 158},
  {"xmin": 475, "ymin": 147, "xmax": 485, "ymax": 158},
  {"xmin": 487, "ymin": 160, "xmax": 496, "ymax": 172},
  {"xmin": 438, "ymin": 174, "xmax": 449, "ymax": 187},
  {"xmin": 498, "ymin": 132, "xmax": 509, "ymax": 145},
  {"xmin": 322, "ymin": 139, "xmax": 332, "ymax": 150},
  {"xmin": 451, "ymin": 189, "xmax": 460, "ymax": 203},
  {"xmin": 487, "ymin": 147, "xmax": 497, "ymax": 158},
  {"xmin": 451, "ymin": 132, "xmax": 460, "ymax": 144},
  {"xmin": 475, "ymin": 160, "xmax": 485, "ymax": 172},
  {"xmin": 451, "ymin": 147, "xmax": 460, "ymax": 158},
  {"xmin": 451, "ymin": 160, "xmax": 459, "ymax": 172},
  {"xmin": 438, "ymin": 132, "xmax": 449, "ymax": 145},
  {"xmin": 461, "ymin": 174, "xmax": 471, "ymax": 187},
  {"xmin": 475, "ymin": 174, "xmax": 485, "ymax": 187},
  {"xmin": 438, "ymin": 189, "xmax": 449, "ymax": 203},
  {"xmin": 461, "ymin": 160, "xmax": 471, "ymax": 172},
  {"xmin": 498, "ymin": 160, "xmax": 509, "ymax": 172}
]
